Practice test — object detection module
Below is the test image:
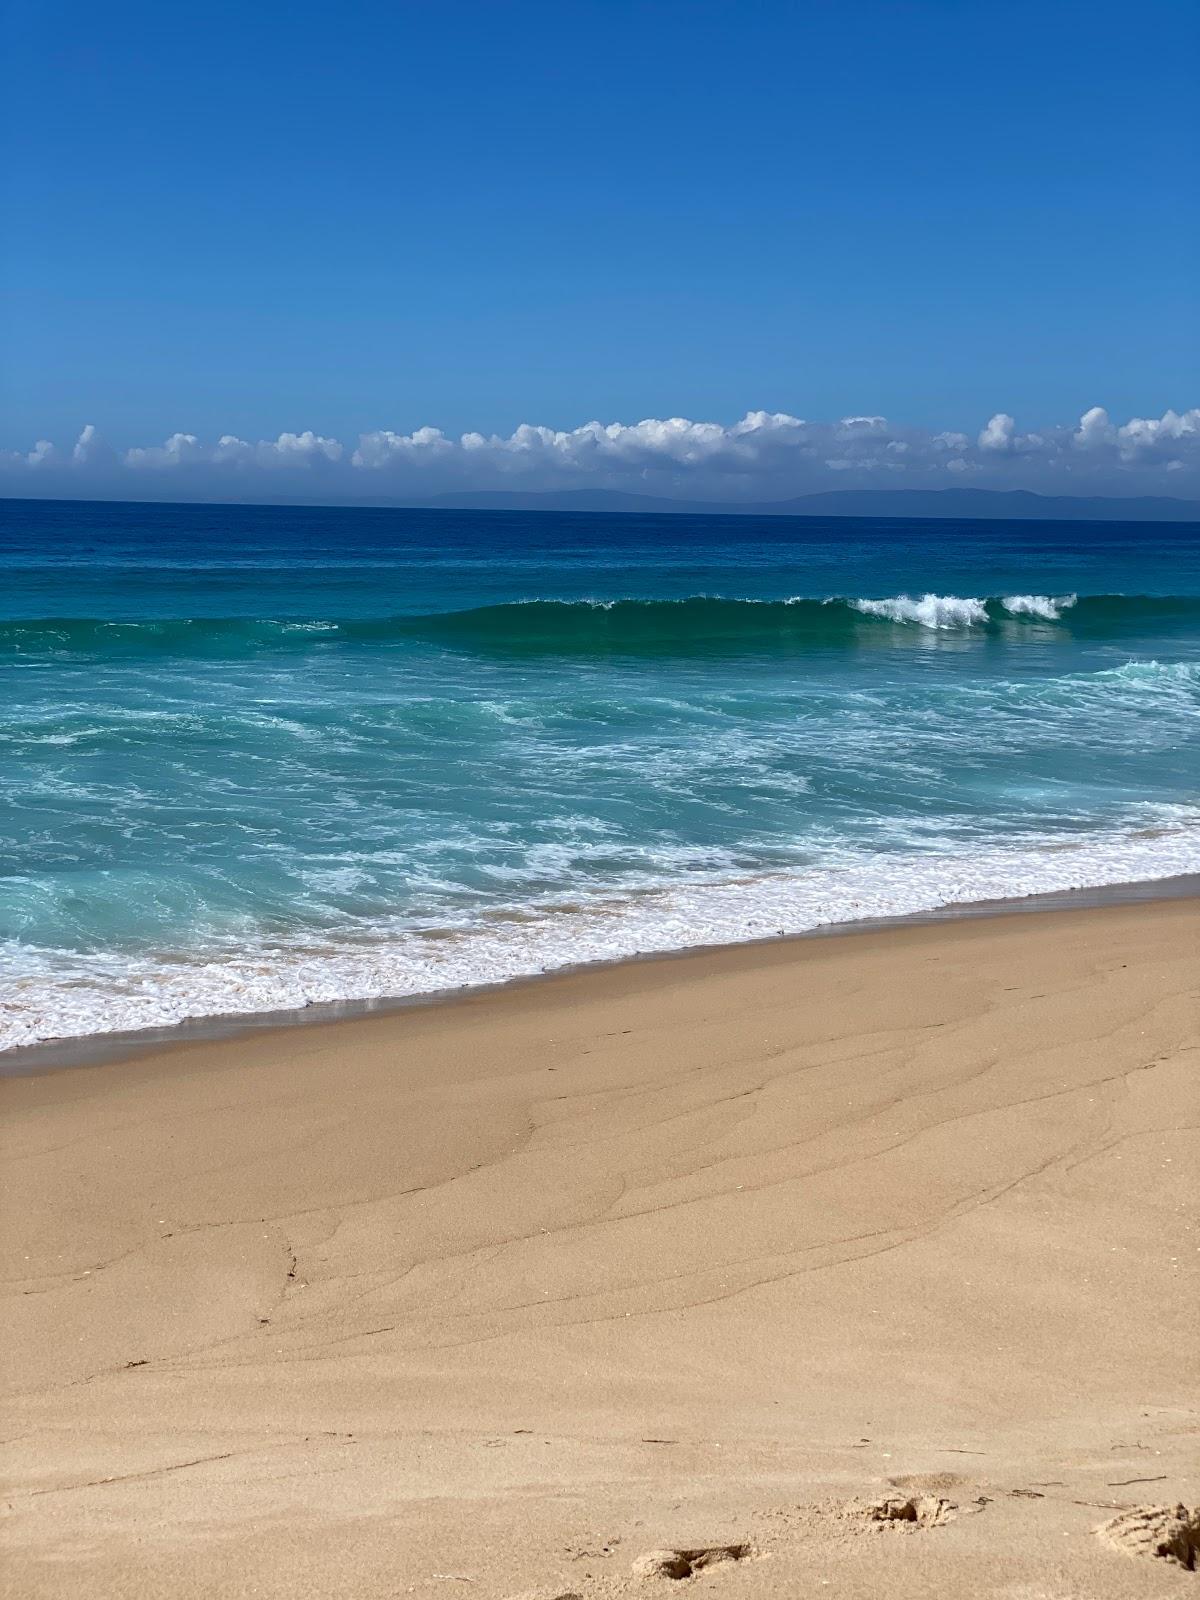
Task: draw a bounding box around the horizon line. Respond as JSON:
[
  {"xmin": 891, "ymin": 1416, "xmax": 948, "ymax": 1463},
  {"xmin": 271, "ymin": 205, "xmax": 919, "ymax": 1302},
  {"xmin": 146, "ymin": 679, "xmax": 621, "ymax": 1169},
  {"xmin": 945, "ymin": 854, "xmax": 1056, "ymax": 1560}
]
[{"xmin": 3, "ymin": 483, "xmax": 1200, "ymax": 524}]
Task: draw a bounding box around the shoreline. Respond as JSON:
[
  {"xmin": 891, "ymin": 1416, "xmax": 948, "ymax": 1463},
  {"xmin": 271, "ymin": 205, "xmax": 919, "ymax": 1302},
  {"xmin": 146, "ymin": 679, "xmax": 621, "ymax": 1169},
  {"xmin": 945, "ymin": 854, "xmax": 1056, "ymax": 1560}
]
[
  {"xmin": 7, "ymin": 867, "xmax": 1199, "ymax": 1078},
  {"xmin": 3, "ymin": 893, "xmax": 1197, "ymax": 1599}
]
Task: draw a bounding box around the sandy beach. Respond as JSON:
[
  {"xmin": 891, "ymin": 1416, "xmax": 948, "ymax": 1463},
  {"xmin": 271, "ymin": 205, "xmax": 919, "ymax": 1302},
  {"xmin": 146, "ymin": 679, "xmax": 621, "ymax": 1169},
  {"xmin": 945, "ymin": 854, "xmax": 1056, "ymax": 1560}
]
[{"xmin": 2, "ymin": 897, "xmax": 1197, "ymax": 1598}]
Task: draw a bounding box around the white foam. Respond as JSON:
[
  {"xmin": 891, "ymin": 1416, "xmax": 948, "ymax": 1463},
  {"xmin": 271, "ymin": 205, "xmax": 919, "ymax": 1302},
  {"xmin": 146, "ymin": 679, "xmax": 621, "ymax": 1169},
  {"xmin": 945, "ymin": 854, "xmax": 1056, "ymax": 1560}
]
[
  {"xmin": 1109, "ymin": 658, "xmax": 1197, "ymax": 684},
  {"xmin": 851, "ymin": 594, "xmax": 989, "ymax": 628},
  {"xmin": 1002, "ymin": 594, "xmax": 1077, "ymax": 620},
  {"xmin": 4, "ymin": 816, "xmax": 1199, "ymax": 1053}
]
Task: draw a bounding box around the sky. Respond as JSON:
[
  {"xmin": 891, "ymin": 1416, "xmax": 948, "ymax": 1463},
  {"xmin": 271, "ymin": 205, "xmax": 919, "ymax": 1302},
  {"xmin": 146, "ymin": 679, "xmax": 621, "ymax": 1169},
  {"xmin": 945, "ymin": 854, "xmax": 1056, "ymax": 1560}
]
[{"xmin": 2, "ymin": 0, "xmax": 1197, "ymax": 503}]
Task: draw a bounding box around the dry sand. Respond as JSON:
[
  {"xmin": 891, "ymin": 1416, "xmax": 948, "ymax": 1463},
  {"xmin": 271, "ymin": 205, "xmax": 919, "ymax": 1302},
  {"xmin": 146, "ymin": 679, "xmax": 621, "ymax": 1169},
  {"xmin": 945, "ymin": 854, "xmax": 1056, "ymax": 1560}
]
[{"xmin": 2, "ymin": 898, "xmax": 1198, "ymax": 1598}]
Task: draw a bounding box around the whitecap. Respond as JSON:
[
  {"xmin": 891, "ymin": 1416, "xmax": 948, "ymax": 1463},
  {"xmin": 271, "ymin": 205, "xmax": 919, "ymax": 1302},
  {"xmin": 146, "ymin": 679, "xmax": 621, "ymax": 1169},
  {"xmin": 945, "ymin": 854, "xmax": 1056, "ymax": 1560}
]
[
  {"xmin": 1002, "ymin": 593, "xmax": 1077, "ymax": 620},
  {"xmin": 851, "ymin": 594, "xmax": 989, "ymax": 628}
]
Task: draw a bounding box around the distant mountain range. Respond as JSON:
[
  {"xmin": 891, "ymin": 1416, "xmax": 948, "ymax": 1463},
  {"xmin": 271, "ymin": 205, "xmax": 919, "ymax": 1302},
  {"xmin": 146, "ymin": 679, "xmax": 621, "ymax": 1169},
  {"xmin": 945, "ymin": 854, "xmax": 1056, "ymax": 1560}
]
[{"xmin": 431, "ymin": 486, "xmax": 1200, "ymax": 521}]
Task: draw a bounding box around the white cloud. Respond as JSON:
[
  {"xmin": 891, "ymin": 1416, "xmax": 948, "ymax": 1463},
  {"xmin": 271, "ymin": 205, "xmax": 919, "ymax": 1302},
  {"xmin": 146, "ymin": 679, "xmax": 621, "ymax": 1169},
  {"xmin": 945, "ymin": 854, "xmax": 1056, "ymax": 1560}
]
[
  {"xmin": 978, "ymin": 413, "xmax": 1015, "ymax": 452},
  {"xmin": 1073, "ymin": 405, "xmax": 1115, "ymax": 451},
  {"xmin": 262, "ymin": 431, "xmax": 342, "ymax": 466},
  {"xmin": 836, "ymin": 415, "xmax": 888, "ymax": 436},
  {"xmin": 3, "ymin": 407, "xmax": 1198, "ymax": 501},
  {"xmin": 1073, "ymin": 406, "xmax": 1200, "ymax": 465},
  {"xmin": 124, "ymin": 430, "xmax": 343, "ymax": 470},
  {"xmin": 352, "ymin": 426, "xmax": 453, "ymax": 468},
  {"xmin": 72, "ymin": 424, "xmax": 100, "ymax": 464},
  {"xmin": 125, "ymin": 432, "xmax": 206, "ymax": 469},
  {"xmin": 214, "ymin": 434, "xmax": 253, "ymax": 463},
  {"xmin": 1116, "ymin": 408, "xmax": 1200, "ymax": 461},
  {"xmin": 977, "ymin": 413, "xmax": 1050, "ymax": 455}
]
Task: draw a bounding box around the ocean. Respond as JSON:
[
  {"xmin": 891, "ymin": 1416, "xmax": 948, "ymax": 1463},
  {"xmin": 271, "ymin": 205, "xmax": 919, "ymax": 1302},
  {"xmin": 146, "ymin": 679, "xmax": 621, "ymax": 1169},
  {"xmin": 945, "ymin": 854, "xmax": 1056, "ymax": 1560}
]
[{"xmin": 2, "ymin": 497, "xmax": 1198, "ymax": 1053}]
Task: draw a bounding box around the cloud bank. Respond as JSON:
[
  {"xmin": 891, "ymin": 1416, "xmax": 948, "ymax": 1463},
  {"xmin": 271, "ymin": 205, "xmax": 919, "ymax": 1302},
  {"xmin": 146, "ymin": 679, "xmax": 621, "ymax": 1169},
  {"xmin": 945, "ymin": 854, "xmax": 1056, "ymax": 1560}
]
[{"xmin": 4, "ymin": 406, "xmax": 1199, "ymax": 504}]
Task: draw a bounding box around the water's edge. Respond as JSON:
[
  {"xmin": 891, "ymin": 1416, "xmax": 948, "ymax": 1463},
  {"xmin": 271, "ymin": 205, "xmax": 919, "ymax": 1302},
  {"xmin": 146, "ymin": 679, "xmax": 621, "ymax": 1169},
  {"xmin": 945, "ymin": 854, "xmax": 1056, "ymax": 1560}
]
[{"xmin": 7, "ymin": 870, "xmax": 1196, "ymax": 1078}]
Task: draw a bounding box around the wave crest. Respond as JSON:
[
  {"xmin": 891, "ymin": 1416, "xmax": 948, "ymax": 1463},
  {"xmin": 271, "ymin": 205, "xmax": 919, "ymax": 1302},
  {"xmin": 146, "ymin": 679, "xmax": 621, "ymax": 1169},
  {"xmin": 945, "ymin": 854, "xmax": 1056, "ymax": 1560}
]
[
  {"xmin": 850, "ymin": 594, "xmax": 990, "ymax": 628},
  {"xmin": 1001, "ymin": 593, "xmax": 1077, "ymax": 620},
  {"xmin": 0, "ymin": 592, "xmax": 1195, "ymax": 659}
]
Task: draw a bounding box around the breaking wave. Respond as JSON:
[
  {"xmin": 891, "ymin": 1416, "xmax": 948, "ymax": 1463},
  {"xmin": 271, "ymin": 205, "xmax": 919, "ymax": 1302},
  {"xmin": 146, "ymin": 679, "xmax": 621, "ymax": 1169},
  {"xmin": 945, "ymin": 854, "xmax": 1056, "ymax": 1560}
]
[
  {"xmin": 1, "ymin": 592, "xmax": 1196, "ymax": 659},
  {"xmin": 5, "ymin": 816, "xmax": 1199, "ymax": 1053}
]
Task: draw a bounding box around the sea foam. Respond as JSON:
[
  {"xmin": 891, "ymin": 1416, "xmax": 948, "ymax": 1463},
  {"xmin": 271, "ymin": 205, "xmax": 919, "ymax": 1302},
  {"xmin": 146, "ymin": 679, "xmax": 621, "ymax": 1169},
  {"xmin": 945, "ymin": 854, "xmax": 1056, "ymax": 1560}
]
[
  {"xmin": 851, "ymin": 594, "xmax": 990, "ymax": 628},
  {"xmin": 1001, "ymin": 593, "xmax": 1077, "ymax": 619},
  {"xmin": 4, "ymin": 816, "xmax": 1198, "ymax": 1054}
]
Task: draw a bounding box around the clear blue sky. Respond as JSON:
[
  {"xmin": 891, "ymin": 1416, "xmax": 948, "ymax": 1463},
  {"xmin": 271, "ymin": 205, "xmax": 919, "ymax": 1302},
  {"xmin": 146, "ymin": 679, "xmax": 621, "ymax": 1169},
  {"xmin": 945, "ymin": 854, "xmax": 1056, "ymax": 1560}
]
[{"xmin": 3, "ymin": 0, "xmax": 1197, "ymax": 454}]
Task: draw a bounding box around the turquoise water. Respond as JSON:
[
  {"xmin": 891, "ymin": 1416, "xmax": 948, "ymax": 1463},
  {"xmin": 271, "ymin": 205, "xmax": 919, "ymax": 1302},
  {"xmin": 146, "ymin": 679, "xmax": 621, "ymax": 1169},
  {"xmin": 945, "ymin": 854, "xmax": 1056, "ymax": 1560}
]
[{"xmin": 2, "ymin": 498, "xmax": 1198, "ymax": 1050}]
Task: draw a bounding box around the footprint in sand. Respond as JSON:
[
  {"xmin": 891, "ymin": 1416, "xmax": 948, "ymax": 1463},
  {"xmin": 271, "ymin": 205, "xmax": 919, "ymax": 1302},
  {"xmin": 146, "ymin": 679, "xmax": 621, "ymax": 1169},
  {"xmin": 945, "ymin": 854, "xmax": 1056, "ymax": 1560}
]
[
  {"xmin": 631, "ymin": 1544, "xmax": 753, "ymax": 1580},
  {"xmin": 1094, "ymin": 1504, "xmax": 1199, "ymax": 1570},
  {"xmin": 855, "ymin": 1494, "xmax": 957, "ymax": 1528}
]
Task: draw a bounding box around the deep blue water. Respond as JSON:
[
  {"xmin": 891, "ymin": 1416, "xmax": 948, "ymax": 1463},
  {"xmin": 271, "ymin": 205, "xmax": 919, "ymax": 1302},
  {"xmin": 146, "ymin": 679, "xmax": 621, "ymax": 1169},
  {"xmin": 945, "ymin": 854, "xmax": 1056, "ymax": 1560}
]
[{"xmin": 2, "ymin": 497, "xmax": 1198, "ymax": 1049}]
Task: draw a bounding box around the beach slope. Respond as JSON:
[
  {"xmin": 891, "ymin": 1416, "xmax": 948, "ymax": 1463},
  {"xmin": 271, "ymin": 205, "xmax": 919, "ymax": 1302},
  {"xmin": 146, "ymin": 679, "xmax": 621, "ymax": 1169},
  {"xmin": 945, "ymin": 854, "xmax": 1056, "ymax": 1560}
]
[{"xmin": 2, "ymin": 899, "xmax": 1198, "ymax": 1598}]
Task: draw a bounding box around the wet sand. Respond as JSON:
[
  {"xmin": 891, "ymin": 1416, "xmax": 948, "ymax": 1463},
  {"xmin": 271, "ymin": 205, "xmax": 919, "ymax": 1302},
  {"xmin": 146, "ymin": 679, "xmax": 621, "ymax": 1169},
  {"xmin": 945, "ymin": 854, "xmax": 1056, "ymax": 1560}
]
[{"xmin": 2, "ymin": 897, "xmax": 1198, "ymax": 1597}]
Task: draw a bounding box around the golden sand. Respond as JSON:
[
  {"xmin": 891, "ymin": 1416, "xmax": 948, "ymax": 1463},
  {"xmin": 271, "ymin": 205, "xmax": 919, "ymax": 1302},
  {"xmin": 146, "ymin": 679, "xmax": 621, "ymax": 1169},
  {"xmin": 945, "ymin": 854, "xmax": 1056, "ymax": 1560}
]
[{"xmin": 2, "ymin": 899, "xmax": 1197, "ymax": 1597}]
